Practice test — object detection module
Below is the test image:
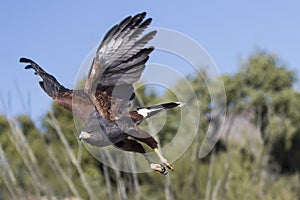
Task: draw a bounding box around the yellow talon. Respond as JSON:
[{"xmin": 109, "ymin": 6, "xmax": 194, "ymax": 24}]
[
  {"xmin": 150, "ymin": 163, "xmax": 167, "ymax": 175},
  {"xmin": 164, "ymin": 162, "xmax": 174, "ymax": 171},
  {"xmin": 153, "ymin": 148, "xmax": 174, "ymax": 171}
]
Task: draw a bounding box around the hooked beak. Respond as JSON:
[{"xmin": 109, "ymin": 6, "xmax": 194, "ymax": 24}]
[{"xmin": 79, "ymin": 131, "xmax": 91, "ymax": 141}]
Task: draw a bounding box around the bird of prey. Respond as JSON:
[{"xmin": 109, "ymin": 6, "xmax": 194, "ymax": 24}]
[{"xmin": 20, "ymin": 12, "xmax": 182, "ymax": 175}]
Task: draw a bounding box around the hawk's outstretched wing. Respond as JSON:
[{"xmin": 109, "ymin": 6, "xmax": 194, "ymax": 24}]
[
  {"xmin": 85, "ymin": 12, "xmax": 156, "ymax": 93},
  {"xmin": 84, "ymin": 12, "xmax": 157, "ymax": 120},
  {"xmin": 19, "ymin": 58, "xmax": 96, "ymax": 124}
]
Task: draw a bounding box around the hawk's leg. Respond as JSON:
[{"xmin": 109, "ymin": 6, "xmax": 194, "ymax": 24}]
[
  {"xmin": 154, "ymin": 148, "xmax": 174, "ymax": 171},
  {"xmin": 114, "ymin": 139, "xmax": 167, "ymax": 175},
  {"xmin": 127, "ymin": 128, "xmax": 174, "ymax": 171}
]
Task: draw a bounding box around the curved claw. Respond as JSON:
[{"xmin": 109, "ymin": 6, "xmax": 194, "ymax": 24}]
[
  {"xmin": 150, "ymin": 163, "xmax": 168, "ymax": 175},
  {"xmin": 163, "ymin": 162, "xmax": 174, "ymax": 171}
]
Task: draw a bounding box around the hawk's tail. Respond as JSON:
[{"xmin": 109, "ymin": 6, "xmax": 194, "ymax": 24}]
[
  {"xmin": 133, "ymin": 102, "xmax": 184, "ymax": 121},
  {"xmin": 20, "ymin": 57, "xmax": 67, "ymax": 98}
]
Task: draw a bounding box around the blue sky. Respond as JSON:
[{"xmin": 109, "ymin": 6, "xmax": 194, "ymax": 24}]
[{"xmin": 1, "ymin": 1, "xmax": 299, "ymax": 122}]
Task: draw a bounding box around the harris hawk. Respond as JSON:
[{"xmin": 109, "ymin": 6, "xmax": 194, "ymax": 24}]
[{"xmin": 20, "ymin": 12, "xmax": 183, "ymax": 175}]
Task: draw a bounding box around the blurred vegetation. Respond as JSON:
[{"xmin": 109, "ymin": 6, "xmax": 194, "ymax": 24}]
[{"xmin": 0, "ymin": 50, "xmax": 300, "ymax": 199}]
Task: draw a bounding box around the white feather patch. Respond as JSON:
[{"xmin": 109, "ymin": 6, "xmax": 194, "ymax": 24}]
[
  {"xmin": 136, "ymin": 108, "xmax": 149, "ymax": 117},
  {"xmin": 137, "ymin": 107, "xmax": 162, "ymax": 118},
  {"xmin": 176, "ymin": 102, "xmax": 185, "ymax": 107}
]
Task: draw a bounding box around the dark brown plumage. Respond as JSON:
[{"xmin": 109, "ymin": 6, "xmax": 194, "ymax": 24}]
[{"xmin": 20, "ymin": 12, "xmax": 182, "ymax": 175}]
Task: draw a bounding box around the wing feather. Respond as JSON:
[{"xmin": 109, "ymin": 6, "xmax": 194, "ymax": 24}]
[
  {"xmin": 20, "ymin": 58, "xmax": 96, "ymax": 124},
  {"xmin": 84, "ymin": 12, "xmax": 156, "ymax": 120},
  {"xmin": 84, "ymin": 12, "xmax": 156, "ymax": 94}
]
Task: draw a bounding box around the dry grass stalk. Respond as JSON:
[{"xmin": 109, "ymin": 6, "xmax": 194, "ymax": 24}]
[{"xmin": 47, "ymin": 112, "xmax": 96, "ymax": 200}]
